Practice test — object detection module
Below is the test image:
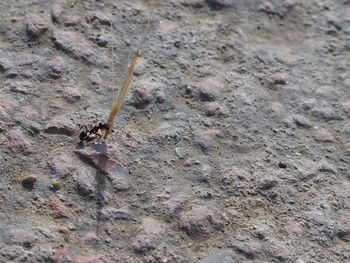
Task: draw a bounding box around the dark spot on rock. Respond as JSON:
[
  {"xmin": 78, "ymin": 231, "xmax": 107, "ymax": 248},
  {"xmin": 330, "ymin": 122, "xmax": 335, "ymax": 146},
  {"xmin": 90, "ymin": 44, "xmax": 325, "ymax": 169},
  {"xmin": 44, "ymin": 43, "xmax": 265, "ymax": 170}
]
[
  {"xmin": 21, "ymin": 175, "xmax": 37, "ymax": 190},
  {"xmin": 278, "ymin": 161, "xmax": 287, "ymax": 169}
]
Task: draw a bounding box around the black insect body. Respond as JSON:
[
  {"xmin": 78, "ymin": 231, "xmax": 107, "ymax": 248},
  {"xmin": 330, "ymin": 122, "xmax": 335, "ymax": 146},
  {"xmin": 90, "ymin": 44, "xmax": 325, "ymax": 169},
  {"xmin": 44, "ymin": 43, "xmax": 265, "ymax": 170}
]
[{"xmin": 78, "ymin": 122, "xmax": 108, "ymax": 143}]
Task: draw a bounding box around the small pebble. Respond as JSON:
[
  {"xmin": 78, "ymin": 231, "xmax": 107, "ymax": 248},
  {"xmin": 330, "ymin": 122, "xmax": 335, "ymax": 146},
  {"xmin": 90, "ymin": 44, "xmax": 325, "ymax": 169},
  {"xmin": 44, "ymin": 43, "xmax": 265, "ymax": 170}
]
[
  {"xmin": 131, "ymin": 218, "xmax": 165, "ymax": 253},
  {"xmin": 278, "ymin": 161, "xmax": 287, "ymax": 169},
  {"xmin": 26, "ymin": 14, "xmax": 48, "ymax": 38},
  {"xmin": 44, "ymin": 115, "xmax": 75, "ymax": 136},
  {"xmin": 179, "ymin": 206, "xmax": 222, "ymax": 237},
  {"xmin": 198, "ymin": 78, "xmax": 222, "ymax": 102},
  {"xmin": 48, "ymin": 195, "xmax": 73, "ymax": 218},
  {"xmin": 313, "ymin": 128, "xmax": 334, "ymax": 142},
  {"xmin": 196, "ymin": 129, "xmax": 221, "ymax": 149},
  {"xmin": 50, "ymin": 180, "xmax": 61, "ymax": 191},
  {"xmin": 50, "ymin": 153, "xmax": 77, "ymax": 179},
  {"xmin": 7, "ymin": 129, "xmax": 32, "ymax": 155},
  {"xmin": 52, "ymin": 30, "xmax": 108, "ymax": 66},
  {"xmin": 315, "ymin": 86, "xmax": 339, "ymax": 100}
]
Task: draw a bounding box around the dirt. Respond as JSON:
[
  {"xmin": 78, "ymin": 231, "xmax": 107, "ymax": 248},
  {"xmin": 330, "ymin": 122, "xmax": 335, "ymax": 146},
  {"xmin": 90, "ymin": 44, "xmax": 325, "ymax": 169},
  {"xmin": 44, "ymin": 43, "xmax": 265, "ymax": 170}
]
[{"xmin": 0, "ymin": 0, "xmax": 349, "ymax": 262}]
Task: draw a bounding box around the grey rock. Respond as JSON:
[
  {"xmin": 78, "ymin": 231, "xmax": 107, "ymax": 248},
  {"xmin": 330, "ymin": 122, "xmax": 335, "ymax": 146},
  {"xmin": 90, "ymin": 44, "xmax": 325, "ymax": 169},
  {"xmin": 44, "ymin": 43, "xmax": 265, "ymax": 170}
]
[
  {"xmin": 63, "ymin": 86, "xmax": 81, "ymax": 103},
  {"xmin": 44, "ymin": 115, "xmax": 75, "ymax": 136},
  {"xmin": 315, "ymin": 86, "xmax": 339, "ymax": 100},
  {"xmin": 5, "ymin": 229, "xmax": 38, "ymax": 247},
  {"xmin": 196, "ymin": 129, "xmax": 221, "ymax": 149},
  {"xmin": 318, "ymin": 160, "xmax": 338, "ymax": 174},
  {"xmin": 134, "ymin": 84, "xmax": 153, "ymax": 106},
  {"xmin": 206, "ymin": 102, "xmax": 229, "ymax": 117},
  {"xmin": 48, "ymin": 195, "xmax": 74, "ymax": 219},
  {"xmin": 292, "ymin": 114, "xmax": 311, "ymax": 128},
  {"xmin": 163, "ymin": 195, "xmax": 189, "ymax": 222},
  {"xmin": 342, "ymin": 101, "xmax": 350, "ymax": 117},
  {"xmin": 267, "ymin": 240, "xmax": 292, "ymax": 262},
  {"xmin": 179, "ymin": 206, "xmax": 223, "ymax": 237},
  {"xmin": 335, "ymin": 210, "xmax": 350, "ymax": 241},
  {"xmin": 177, "ymin": 0, "xmax": 206, "ymax": 8},
  {"xmin": 313, "ymin": 128, "xmax": 334, "ymax": 142},
  {"xmin": 206, "ymin": 0, "xmax": 233, "ymax": 10},
  {"xmin": 6, "ymin": 80, "xmax": 35, "ymax": 95},
  {"xmin": 52, "ymin": 30, "xmax": 109, "ymax": 66},
  {"xmin": 86, "ymin": 11, "xmax": 111, "ymax": 26},
  {"xmin": 74, "ymin": 167, "xmax": 94, "ymax": 195},
  {"xmin": 0, "ymin": 57, "xmax": 13, "ymax": 72},
  {"xmin": 258, "ymin": 177, "xmax": 278, "ymax": 190},
  {"xmin": 99, "ymin": 207, "xmax": 134, "ymax": 221},
  {"xmin": 15, "ymin": 115, "xmax": 41, "ymax": 136},
  {"xmin": 198, "ymin": 78, "xmax": 222, "ymax": 101},
  {"xmin": 131, "ymin": 218, "xmax": 165, "ymax": 252},
  {"xmin": 7, "ymin": 129, "xmax": 32, "ymax": 155},
  {"xmin": 47, "ymin": 56, "xmax": 69, "ymax": 79},
  {"xmin": 228, "ymin": 239, "xmax": 263, "ymax": 259},
  {"xmin": 26, "ymin": 14, "xmax": 48, "ymax": 38},
  {"xmin": 198, "ymin": 250, "xmax": 235, "ymax": 263},
  {"xmin": 51, "ymin": 1, "xmax": 65, "ymax": 23},
  {"xmin": 50, "ymin": 153, "xmax": 77, "ymax": 179},
  {"xmin": 311, "ymin": 106, "xmax": 342, "ymax": 121}
]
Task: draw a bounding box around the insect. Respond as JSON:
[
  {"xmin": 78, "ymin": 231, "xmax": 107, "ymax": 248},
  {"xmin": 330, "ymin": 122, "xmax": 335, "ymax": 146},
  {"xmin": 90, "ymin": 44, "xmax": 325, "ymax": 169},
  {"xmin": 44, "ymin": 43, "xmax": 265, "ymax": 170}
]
[
  {"xmin": 77, "ymin": 1, "xmax": 153, "ymax": 144},
  {"xmin": 78, "ymin": 122, "xmax": 108, "ymax": 143}
]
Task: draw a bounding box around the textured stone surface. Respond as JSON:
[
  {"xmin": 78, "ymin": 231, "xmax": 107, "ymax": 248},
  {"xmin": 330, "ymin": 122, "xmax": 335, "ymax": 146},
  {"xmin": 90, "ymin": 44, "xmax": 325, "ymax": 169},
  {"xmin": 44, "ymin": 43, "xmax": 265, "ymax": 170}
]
[
  {"xmin": 7, "ymin": 129, "xmax": 32, "ymax": 155},
  {"xmin": 199, "ymin": 250, "xmax": 235, "ymax": 263},
  {"xmin": 26, "ymin": 14, "xmax": 49, "ymax": 38},
  {"xmin": 179, "ymin": 206, "xmax": 222, "ymax": 237},
  {"xmin": 52, "ymin": 30, "xmax": 109, "ymax": 66},
  {"xmin": 130, "ymin": 218, "xmax": 165, "ymax": 252},
  {"xmin": 48, "ymin": 195, "xmax": 74, "ymax": 218},
  {"xmin": 44, "ymin": 115, "xmax": 75, "ymax": 136},
  {"xmin": 50, "ymin": 153, "xmax": 77, "ymax": 179},
  {"xmin": 0, "ymin": 0, "xmax": 349, "ymax": 262}
]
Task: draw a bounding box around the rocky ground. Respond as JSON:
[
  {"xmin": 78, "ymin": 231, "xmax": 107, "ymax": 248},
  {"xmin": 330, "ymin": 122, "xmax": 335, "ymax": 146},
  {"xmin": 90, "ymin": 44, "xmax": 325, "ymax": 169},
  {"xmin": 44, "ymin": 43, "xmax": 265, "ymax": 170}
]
[{"xmin": 0, "ymin": 0, "xmax": 349, "ymax": 262}]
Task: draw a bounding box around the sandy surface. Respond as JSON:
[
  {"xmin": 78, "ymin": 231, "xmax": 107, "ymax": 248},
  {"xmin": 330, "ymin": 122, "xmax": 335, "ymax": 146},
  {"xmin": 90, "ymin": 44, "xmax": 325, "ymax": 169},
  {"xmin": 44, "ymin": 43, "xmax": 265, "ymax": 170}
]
[{"xmin": 0, "ymin": 0, "xmax": 349, "ymax": 262}]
